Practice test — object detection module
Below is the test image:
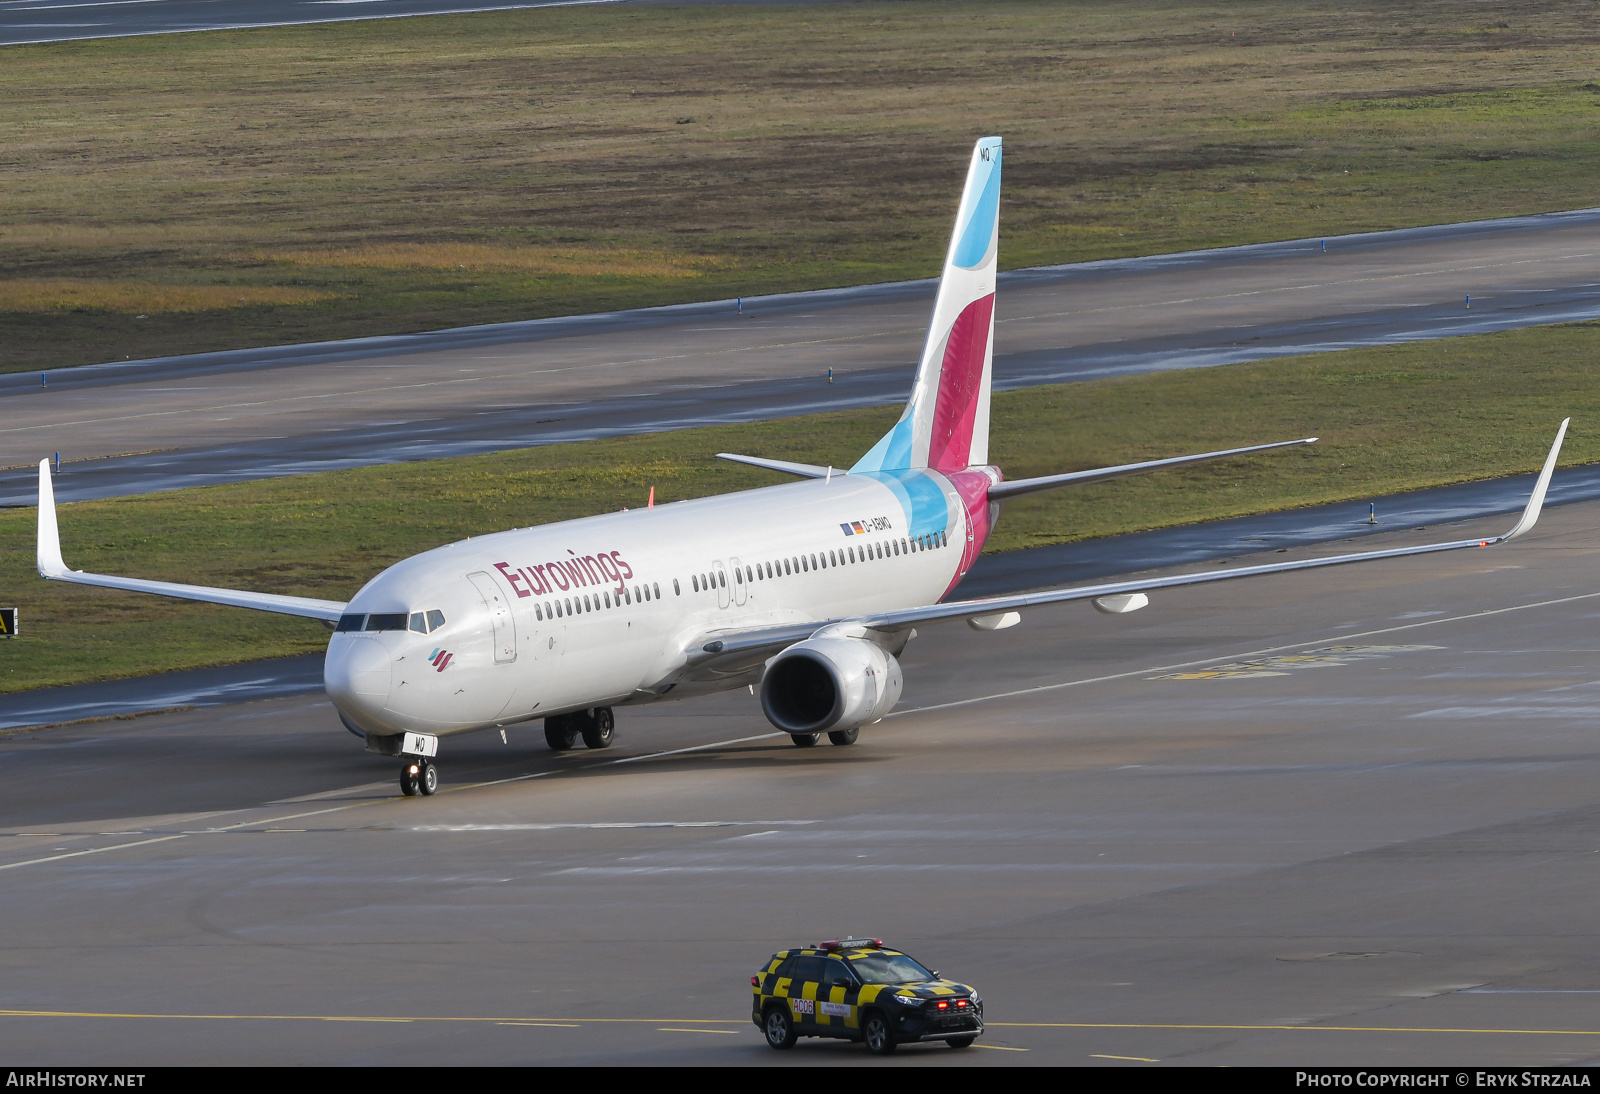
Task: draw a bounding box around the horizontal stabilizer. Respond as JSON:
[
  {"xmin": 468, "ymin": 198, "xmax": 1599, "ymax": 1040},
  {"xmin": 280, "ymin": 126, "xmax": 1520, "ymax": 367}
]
[
  {"xmin": 36, "ymin": 459, "xmax": 347, "ymax": 623},
  {"xmin": 989, "ymin": 437, "xmax": 1317, "ymax": 501},
  {"xmin": 716, "ymin": 453, "xmax": 831, "ymax": 479}
]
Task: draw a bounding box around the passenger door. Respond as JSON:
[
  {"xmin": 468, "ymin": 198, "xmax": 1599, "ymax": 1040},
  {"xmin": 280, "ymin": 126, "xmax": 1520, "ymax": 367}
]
[
  {"xmin": 466, "ymin": 571, "xmax": 517, "ymax": 664},
  {"xmin": 785, "ymin": 955, "xmax": 827, "ymax": 1032},
  {"xmin": 817, "ymin": 957, "xmax": 860, "ymax": 1034}
]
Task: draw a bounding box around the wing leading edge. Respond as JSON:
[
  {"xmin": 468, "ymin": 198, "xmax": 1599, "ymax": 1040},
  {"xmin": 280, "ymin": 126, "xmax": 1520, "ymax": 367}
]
[
  {"xmin": 35, "ymin": 459, "xmax": 347, "ymax": 623},
  {"xmin": 685, "ymin": 420, "xmax": 1569, "ymax": 664}
]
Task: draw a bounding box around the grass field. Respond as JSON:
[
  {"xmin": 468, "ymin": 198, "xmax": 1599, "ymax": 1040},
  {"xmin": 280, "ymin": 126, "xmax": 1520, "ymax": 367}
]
[
  {"xmin": 3, "ymin": 0, "xmax": 1600, "ymax": 370},
  {"xmin": 3, "ymin": 319, "xmax": 1596, "ymax": 695}
]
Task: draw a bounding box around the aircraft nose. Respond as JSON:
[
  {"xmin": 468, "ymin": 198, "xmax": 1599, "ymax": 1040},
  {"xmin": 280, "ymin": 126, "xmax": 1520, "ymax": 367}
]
[{"xmin": 324, "ymin": 636, "xmax": 392, "ymax": 729}]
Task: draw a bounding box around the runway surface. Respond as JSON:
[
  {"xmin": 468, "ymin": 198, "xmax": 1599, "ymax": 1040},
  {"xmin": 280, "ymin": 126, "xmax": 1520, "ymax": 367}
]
[
  {"xmin": 4, "ymin": 209, "xmax": 1600, "ymax": 507},
  {"xmin": 4, "ymin": 503, "xmax": 1600, "ymax": 1064},
  {"xmin": 0, "ymin": 0, "xmax": 841, "ymax": 48}
]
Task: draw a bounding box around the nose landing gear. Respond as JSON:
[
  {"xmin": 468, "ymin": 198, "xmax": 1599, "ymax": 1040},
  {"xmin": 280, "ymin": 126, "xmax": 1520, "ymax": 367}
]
[{"xmin": 400, "ymin": 758, "xmax": 438, "ymax": 797}]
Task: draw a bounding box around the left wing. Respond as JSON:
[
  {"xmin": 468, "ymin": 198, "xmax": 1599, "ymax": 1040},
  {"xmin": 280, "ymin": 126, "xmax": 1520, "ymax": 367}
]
[
  {"xmin": 36, "ymin": 459, "xmax": 348, "ymax": 623},
  {"xmin": 683, "ymin": 419, "xmax": 1568, "ymax": 668}
]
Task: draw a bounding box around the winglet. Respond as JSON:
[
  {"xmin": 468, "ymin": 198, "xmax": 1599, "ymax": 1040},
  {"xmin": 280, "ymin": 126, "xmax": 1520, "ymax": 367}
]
[
  {"xmin": 1502, "ymin": 418, "xmax": 1569, "ymax": 542},
  {"xmin": 37, "ymin": 458, "xmax": 67, "ymax": 577}
]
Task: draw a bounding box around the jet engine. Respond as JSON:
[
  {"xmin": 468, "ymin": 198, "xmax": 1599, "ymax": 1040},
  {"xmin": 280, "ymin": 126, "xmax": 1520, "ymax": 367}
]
[{"xmin": 760, "ymin": 636, "xmax": 904, "ymax": 735}]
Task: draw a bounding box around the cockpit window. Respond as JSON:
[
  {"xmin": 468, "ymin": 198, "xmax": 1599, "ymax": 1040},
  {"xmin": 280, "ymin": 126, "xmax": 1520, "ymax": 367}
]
[
  {"xmin": 409, "ymin": 612, "xmax": 427, "ymax": 633},
  {"xmin": 336, "ymin": 613, "xmax": 365, "ymax": 632},
  {"xmin": 364, "ymin": 613, "xmax": 408, "ymax": 632},
  {"xmin": 426, "ymin": 609, "xmax": 445, "ymax": 630}
]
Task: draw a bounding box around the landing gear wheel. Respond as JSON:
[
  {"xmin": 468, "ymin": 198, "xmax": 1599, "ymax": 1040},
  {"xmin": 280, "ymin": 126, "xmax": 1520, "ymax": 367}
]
[
  {"xmin": 862, "ymin": 1010, "xmax": 896, "ymax": 1055},
  {"xmin": 544, "ymin": 715, "xmax": 578, "ymax": 752},
  {"xmin": 418, "ymin": 759, "xmax": 438, "ymax": 796},
  {"xmin": 581, "ymin": 707, "xmax": 614, "ymax": 750},
  {"xmin": 791, "ymin": 733, "xmax": 820, "ymax": 748},
  {"xmin": 828, "ymin": 727, "xmax": 859, "ymax": 746},
  {"xmin": 947, "ymin": 1036, "xmax": 975, "ymax": 1049},
  {"xmin": 763, "ymin": 1006, "xmax": 797, "ymax": 1050},
  {"xmin": 399, "ymin": 761, "xmax": 420, "ymax": 797}
]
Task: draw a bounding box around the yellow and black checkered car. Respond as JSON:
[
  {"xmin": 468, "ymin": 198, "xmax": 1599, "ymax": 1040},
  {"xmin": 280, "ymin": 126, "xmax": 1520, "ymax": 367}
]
[{"xmin": 750, "ymin": 938, "xmax": 982, "ymax": 1054}]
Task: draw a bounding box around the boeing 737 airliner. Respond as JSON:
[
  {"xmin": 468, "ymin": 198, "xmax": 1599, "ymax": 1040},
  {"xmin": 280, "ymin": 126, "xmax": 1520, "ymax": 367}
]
[{"xmin": 35, "ymin": 137, "xmax": 1569, "ymax": 796}]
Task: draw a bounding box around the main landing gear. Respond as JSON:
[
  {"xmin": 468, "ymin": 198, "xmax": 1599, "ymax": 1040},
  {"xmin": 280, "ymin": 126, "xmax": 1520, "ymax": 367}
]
[
  {"xmin": 400, "ymin": 757, "xmax": 438, "ymax": 797},
  {"xmin": 545, "ymin": 707, "xmax": 615, "ymax": 752},
  {"xmin": 790, "ymin": 727, "xmax": 859, "ymax": 747}
]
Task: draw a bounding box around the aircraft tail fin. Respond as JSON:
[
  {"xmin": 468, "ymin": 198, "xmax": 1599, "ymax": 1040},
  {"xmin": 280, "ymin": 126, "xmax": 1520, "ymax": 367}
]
[{"xmin": 851, "ymin": 136, "xmax": 1001, "ymax": 474}]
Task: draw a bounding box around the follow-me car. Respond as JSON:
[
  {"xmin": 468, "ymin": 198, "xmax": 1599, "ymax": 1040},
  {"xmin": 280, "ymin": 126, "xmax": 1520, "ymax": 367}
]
[
  {"xmin": 34, "ymin": 136, "xmax": 1571, "ymax": 796},
  {"xmin": 751, "ymin": 939, "xmax": 983, "ymax": 1054}
]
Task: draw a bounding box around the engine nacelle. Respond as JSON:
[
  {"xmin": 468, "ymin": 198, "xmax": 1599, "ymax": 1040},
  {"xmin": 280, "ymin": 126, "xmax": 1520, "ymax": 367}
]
[{"xmin": 760, "ymin": 636, "xmax": 904, "ymax": 735}]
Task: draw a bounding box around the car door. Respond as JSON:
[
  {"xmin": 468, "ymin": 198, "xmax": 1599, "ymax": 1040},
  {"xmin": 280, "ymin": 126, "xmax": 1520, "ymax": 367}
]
[
  {"xmin": 785, "ymin": 955, "xmax": 827, "ymax": 1032},
  {"xmin": 817, "ymin": 956, "xmax": 861, "ymax": 1034}
]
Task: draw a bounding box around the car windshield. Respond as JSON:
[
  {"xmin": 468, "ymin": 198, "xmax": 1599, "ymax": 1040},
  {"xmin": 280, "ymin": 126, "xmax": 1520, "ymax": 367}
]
[{"xmin": 848, "ymin": 953, "xmax": 934, "ymax": 985}]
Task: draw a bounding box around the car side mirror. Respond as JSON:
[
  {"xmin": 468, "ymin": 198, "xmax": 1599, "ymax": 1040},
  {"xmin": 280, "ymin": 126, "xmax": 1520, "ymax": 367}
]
[{"xmin": 931, "ymin": 970, "xmax": 940, "ymax": 979}]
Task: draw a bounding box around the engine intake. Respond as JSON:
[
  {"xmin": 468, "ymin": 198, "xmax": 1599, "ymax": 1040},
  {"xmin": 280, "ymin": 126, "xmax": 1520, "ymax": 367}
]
[{"xmin": 760, "ymin": 636, "xmax": 903, "ymax": 735}]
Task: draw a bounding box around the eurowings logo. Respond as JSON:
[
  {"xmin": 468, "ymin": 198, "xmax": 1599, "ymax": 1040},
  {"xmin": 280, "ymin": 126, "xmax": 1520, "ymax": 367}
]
[{"xmin": 429, "ymin": 648, "xmax": 453, "ymax": 672}]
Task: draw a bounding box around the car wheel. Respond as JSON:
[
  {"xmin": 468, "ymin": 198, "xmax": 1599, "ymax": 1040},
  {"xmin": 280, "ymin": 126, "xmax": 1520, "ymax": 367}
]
[
  {"xmin": 862, "ymin": 1010, "xmax": 896, "ymax": 1055},
  {"xmin": 947, "ymin": 1036, "xmax": 975, "ymax": 1049},
  {"xmin": 763, "ymin": 1005, "xmax": 797, "ymax": 1050}
]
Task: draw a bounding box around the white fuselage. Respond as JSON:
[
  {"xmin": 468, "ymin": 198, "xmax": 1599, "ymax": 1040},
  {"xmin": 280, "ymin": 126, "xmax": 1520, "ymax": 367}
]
[{"xmin": 324, "ymin": 471, "xmax": 987, "ymax": 738}]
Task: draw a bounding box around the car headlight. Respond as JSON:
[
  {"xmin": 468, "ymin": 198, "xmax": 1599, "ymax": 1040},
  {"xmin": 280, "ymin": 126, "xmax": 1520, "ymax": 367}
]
[{"xmin": 890, "ymin": 994, "xmax": 924, "ymax": 1006}]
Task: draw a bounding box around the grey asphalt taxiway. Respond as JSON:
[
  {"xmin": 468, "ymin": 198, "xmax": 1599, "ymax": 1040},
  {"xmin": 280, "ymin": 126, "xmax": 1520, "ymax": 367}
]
[
  {"xmin": 5, "ymin": 504, "xmax": 1600, "ymax": 1065},
  {"xmin": 5, "ymin": 208, "xmax": 1600, "ymax": 507}
]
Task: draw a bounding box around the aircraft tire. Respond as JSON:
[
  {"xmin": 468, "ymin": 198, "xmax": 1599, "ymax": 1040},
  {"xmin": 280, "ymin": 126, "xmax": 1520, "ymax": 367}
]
[
  {"xmin": 581, "ymin": 707, "xmax": 615, "ymax": 750},
  {"xmin": 419, "ymin": 760, "xmax": 439, "ymax": 796},
  {"xmin": 544, "ymin": 717, "xmax": 579, "ymax": 752},
  {"xmin": 827, "ymin": 728, "xmax": 859, "ymax": 746},
  {"xmin": 790, "ymin": 733, "xmax": 820, "ymax": 748},
  {"xmin": 399, "ymin": 763, "xmax": 420, "ymax": 797}
]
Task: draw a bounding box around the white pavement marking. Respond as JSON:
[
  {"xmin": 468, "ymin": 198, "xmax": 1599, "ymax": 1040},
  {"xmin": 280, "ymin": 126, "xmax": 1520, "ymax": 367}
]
[{"xmin": 891, "ymin": 590, "xmax": 1600, "ymax": 718}]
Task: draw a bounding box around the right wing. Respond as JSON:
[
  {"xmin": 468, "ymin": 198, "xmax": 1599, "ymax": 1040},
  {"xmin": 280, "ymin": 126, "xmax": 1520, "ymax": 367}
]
[
  {"xmin": 36, "ymin": 459, "xmax": 348, "ymax": 623},
  {"xmin": 680, "ymin": 419, "xmax": 1570, "ymax": 667}
]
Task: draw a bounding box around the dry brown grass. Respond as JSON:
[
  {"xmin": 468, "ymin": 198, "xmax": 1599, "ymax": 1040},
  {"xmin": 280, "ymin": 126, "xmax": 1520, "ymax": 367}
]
[
  {"xmin": 2, "ymin": 1, "xmax": 1599, "ymax": 367},
  {"xmin": 262, "ymin": 243, "xmax": 727, "ymax": 277},
  {"xmin": 0, "ymin": 279, "xmax": 336, "ymax": 312}
]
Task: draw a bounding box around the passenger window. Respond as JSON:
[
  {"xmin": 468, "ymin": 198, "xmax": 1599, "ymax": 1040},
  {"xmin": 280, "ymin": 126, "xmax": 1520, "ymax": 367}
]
[
  {"xmin": 692, "ymin": 575, "xmax": 699, "ymax": 592},
  {"xmin": 653, "ymin": 582, "xmax": 660, "ymax": 599},
  {"xmin": 791, "ymin": 956, "xmax": 829, "ymax": 983},
  {"xmin": 409, "ymin": 612, "xmax": 427, "ymax": 633},
  {"xmin": 719, "ymin": 571, "xmax": 726, "ymax": 588},
  {"xmin": 427, "ymin": 609, "xmax": 445, "ymax": 630},
  {"xmin": 536, "ymin": 605, "xmax": 543, "ymax": 621},
  {"xmin": 735, "ymin": 569, "xmax": 742, "ymax": 584},
  {"xmin": 810, "ymin": 553, "xmax": 817, "ymax": 570},
  {"xmin": 783, "ymin": 559, "xmax": 791, "ymax": 575},
  {"xmin": 565, "ymin": 598, "xmax": 573, "ymax": 615},
  {"xmin": 747, "ymin": 566, "xmax": 754, "ymax": 582},
  {"xmin": 336, "ymin": 614, "xmax": 365, "ymax": 632},
  {"xmin": 605, "ymin": 592, "xmax": 612, "ymax": 608},
  {"xmin": 825, "ymin": 958, "xmax": 857, "ymax": 987}
]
